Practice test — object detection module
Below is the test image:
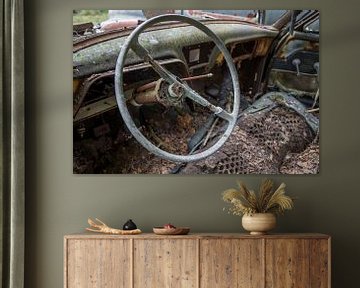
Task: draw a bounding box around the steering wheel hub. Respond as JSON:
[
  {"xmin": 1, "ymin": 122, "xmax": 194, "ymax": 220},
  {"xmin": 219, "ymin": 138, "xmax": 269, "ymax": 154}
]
[{"xmin": 168, "ymin": 83, "xmax": 185, "ymax": 100}]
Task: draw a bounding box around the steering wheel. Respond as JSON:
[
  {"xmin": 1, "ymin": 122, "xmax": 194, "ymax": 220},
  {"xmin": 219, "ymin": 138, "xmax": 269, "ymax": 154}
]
[{"xmin": 115, "ymin": 14, "xmax": 240, "ymax": 162}]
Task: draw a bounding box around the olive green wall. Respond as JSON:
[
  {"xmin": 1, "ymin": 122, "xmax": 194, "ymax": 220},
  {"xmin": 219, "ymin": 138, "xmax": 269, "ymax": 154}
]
[{"xmin": 24, "ymin": 0, "xmax": 360, "ymax": 287}]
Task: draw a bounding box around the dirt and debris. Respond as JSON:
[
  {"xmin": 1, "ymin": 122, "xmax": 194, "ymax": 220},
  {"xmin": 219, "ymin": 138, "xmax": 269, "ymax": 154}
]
[
  {"xmin": 74, "ymin": 101, "xmax": 319, "ymax": 174},
  {"xmin": 280, "ymin": 143, "xmax": 319, "ymax": 174},
  {"xmin": 74, "ymin": 103, "xmax": 211, "ymax": 174},
  {"xmin": 179, "ymin": 106, "xmax": 316, "ymax": 174}
]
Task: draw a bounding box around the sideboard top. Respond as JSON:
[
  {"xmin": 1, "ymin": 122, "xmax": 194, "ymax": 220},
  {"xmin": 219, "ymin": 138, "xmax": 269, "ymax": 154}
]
[{"xmin": 64, "ymin": 232, "xmax": 330, "ymax": 240}]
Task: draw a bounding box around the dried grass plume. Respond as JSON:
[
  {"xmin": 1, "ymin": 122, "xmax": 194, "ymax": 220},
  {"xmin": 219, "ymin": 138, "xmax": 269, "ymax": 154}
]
[{"xmin": 222, "ymin": 179, "xmax": 294, "ymax": 216}]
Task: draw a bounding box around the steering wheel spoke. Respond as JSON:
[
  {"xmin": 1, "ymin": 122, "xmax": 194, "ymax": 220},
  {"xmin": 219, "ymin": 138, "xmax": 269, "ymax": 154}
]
[
  {"xmin": 130, "ymin": 40, "xmax": 179, "ymax": 85},
  {"xmin": 214, "ymin": 109, "xmax": 234, "ymax": 122},
  {"xmin": 182, "ymin": 84, "xmax": 234, "ymax": 122}
]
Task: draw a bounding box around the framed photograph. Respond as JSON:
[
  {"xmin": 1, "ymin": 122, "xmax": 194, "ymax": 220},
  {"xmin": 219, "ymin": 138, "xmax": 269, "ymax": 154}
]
[{"xmin": 73, "ymin": 10, "xmax": 320, "ymax": 174}]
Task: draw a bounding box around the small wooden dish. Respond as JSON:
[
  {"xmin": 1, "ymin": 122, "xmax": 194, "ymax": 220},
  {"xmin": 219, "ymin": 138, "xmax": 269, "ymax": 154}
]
[{"xmin": 153, "ymin": 227, "xmax": 190, "ymax": 235}]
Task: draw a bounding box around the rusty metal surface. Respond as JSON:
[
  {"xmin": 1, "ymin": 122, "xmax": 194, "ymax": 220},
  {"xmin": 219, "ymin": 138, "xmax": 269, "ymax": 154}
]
[
  {"xmin": 73, "ymin": 21, "xmax": 278, "ymax": 78},
  {"xmin": 73, "ymin": 22, "xmax": 93, "ymax": 36},
  {"xmin": 73, "ymin": 58, "xmax": 186, "ymax": 118},
  {"xmin": 136, "ymin": 72, "xmax": 213, "ymax": 92},
  {"xmin": 270, "ymin": 70, "xmax": 318, "ymax": 97},
  {"xmin": 254, "ymin": 37, "xmax": 273, "ymax": 56},
  {"xmin": 273, "ymin": 11, "xmax": 292, "ymax": 29},
  {"xmin": 73, "ymin": 20, "xmax": 230, "ymax": 52},
  {"xmin": 73, "ymin": 70, "xmax": 114, "ymax": 117},
  {"xmin": 242, "ymin": 92, "xmax": 319, "ymax": 132},
  {"xmin": 133, "ymin": 79, "xmax": 163, "ymax": 105},
  {"xmin": 73, "ymin": 19, "xmax": 275, "ymax": 52},
  {"xmin": 74, "ymin": 96, "xmax": 118, "ymax": 123}
]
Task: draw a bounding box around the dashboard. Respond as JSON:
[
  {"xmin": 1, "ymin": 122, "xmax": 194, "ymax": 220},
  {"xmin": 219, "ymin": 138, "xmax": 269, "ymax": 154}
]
[{"xmin": 73, "ymin": 20, "xmax": 278, "ymax": 78}]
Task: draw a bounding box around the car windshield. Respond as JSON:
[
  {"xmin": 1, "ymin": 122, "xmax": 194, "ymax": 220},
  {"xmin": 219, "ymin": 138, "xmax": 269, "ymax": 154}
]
[
  {"xmin": 189, "ymin": 10, "xmax": 288, "ymax": 25},
  {"xmin": 73, "ymin": 10, "xmax": 289, "ymax": 28}
]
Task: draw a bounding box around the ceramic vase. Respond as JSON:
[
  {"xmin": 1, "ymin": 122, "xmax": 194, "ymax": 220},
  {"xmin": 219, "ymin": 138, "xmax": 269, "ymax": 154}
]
[{"xmin": 242, "ymin": 213, "xmax": 276, "ymax": 235}]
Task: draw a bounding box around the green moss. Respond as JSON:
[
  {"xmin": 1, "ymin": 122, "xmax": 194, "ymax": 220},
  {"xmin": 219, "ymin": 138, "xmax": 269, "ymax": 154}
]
[{"xmin": 73, "ymin": 10, "xmax": 108, "ymax": 25}]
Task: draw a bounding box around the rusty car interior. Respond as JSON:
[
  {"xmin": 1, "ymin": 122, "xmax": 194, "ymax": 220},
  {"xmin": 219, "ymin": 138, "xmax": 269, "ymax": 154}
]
[{"xmin": 73, "ymin": 10, "xmax": 319, "ymax": 174}]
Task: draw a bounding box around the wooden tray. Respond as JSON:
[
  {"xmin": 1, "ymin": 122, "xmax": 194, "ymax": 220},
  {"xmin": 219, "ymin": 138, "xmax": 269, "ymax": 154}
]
[{"xmin": 153, "ymin": 227, "xmax": 190, "ymax": 235}]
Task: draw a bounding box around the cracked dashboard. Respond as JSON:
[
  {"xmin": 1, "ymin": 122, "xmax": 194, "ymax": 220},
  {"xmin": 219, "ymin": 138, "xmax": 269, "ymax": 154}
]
[
  {"xmin": 73, "ymin": 20, "xmax": 278, "ymax": 122},
  {"xmin": 73, "ymin": 20, "xmax": 278, "ymax": 77}
]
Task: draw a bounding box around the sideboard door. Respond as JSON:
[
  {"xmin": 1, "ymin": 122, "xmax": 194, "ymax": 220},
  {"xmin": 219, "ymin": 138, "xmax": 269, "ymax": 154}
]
[
  {"xmin": 66, "ymin": 239, "xmax": 131, "ymax": 288},
  {"xmin": 200, "ymin": 239, "xmax": 264, "ymax": 288},
  {"xmin": 266, "ymin": 239, "xmax": 309, "ymax": 287},
  {"xmin": 265, "ymin": 238, "xmax": 329, "ymax": 288},
  {"xmin": 133, "ymin": 239, "xmax": 198, "ymax": 288},
  {"xmin": 309, "ymin": 239, "xmax": 330, "ymax": 288}
]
